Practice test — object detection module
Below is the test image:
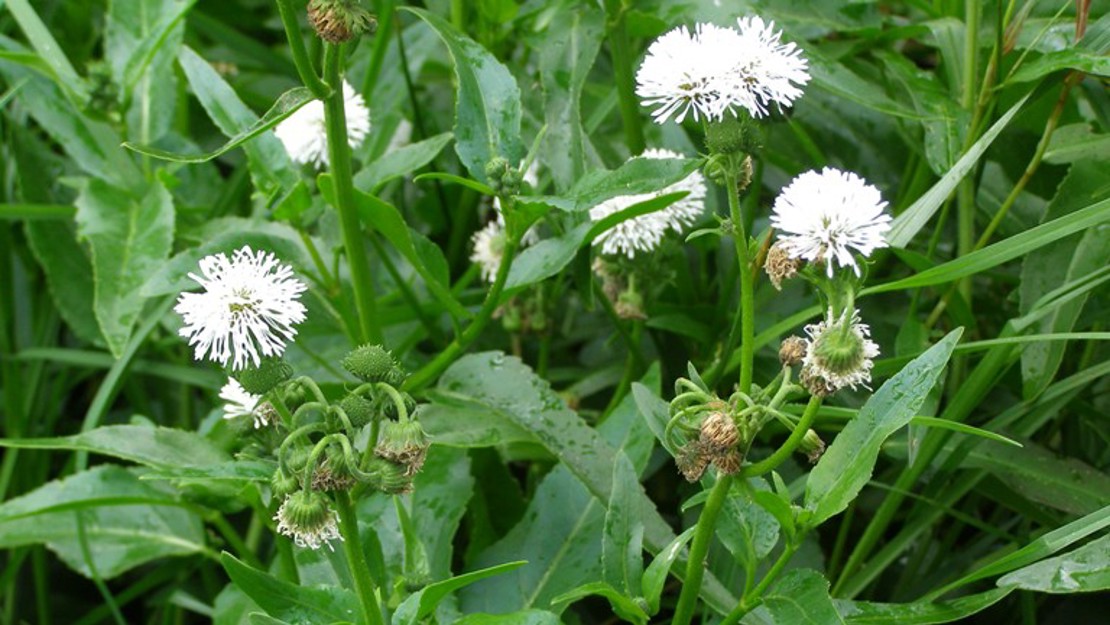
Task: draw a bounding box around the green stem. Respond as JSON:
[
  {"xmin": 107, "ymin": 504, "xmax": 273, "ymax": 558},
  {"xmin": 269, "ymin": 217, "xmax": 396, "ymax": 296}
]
[
  {"xmin": 275, "ymin": 0, "xmax": 329, "ymax": 98},
  {"xmin": 719, "ymin": 540, "xmax": 802, "ymax": 625},
  {"xmin": 323, "ymin": 44, "xmax": 383, "ymax": 346},
  {"xmin": 745, "ymin": 395, "xmax": 822, "ymax": 476},
  {"xmin": 604, "ymin": 2, "xmax": 645, "ymax": 155},
  {"xmin": 955, "ymin": 0, "xmax": 979, "ymax": 316},
  {"xmin": 671, "ymin": 474, "xmax": 733, "ymax": 625},
  {"xmin": 403, "ymin": 233, "xmax": 521, "ymax": 391},
  {"xmin": 333, "ymin": 491, "xmax": 386, "ymax": 625}
]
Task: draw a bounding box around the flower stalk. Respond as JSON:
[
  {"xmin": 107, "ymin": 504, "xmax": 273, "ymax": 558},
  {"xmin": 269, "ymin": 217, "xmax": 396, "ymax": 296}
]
[{"xmin": 333, "ymin": 491, "xmax": 386, "ymax": 625}]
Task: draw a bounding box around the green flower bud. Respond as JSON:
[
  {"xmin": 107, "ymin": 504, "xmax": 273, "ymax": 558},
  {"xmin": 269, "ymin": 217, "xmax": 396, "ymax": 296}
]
[
  {"xmin": 234, "ymin": 358, "xmax": 293, "ymax": 395},
  {"xmin": 282, "ymin": 380, "xmax": 309, "ymax": 413},
  {"xmin": 273, "ymin": 489, "xmax": 341, "ymax": 550},
  {"xmin": 339, "ymin": 393, "xmax": 378, "ymax": 428},
  {"xmin": 366, "ymin": 456, "xmax": 414, "ymax": 494},
  {"xmin": 705, "ymin": 115, "xmax": 761, "ymax": 157},
  {"xmin": 800, "ymin": 429, "xmax": 826, "ymax": 464},
  {"xmin": 484, "ymin": 157, "xmax": 511, "ymax": 191},
  {"xmin": 271, "ymin": 467, "xmax": 301, "ymax": 498},
  {"xmin": 343, "ymin": 344, "xmax": 400, "ymax": 383}
]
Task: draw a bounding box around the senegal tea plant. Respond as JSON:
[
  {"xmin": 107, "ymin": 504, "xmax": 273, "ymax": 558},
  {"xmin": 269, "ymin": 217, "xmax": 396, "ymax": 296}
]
[{"xmin": 1, "ymin": 1, "xmax": 1107, "ymax": 625}]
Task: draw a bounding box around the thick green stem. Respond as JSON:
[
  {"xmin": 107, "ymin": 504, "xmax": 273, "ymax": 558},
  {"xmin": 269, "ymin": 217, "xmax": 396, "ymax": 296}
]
[
  {"xmin": 333, "ymin": 491, "xmax": 386, "ymax": 625},
  {"xmin": 671, "ymin": 473, "xmax": 733, "ymax": 625},
  {"xmin": 604, "ymin": 2, "xmax": 645, "ymax": 155},
  {"xmin": 323, "ymin": 44, "xmax": 383, "ymax": 346},
  {"xmin": 403, "ymin": 234, "xmax": 521, "ymax": 391},
  {"xmin": 275, "ymin": 0, "xmax": 329, "ymax": 98},
  {"xmin": 745, "ymin": 395, "xmax": 822, "ymax": 476},
  {"xmin": 955, "ymin": 0, "xmax": 979, "ymax": 316}
]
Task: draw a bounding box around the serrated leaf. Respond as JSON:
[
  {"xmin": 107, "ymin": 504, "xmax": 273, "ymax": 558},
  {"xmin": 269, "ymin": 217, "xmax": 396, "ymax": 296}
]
[
  {"xmin": 221, "ymin": 553, "xmax": 360, "ymax": 624},
  {"xmin": 805, "ymin": 330, "xmax": 962, "ymax": 526},
  {"xmin": 403, "ymin": 7, "xmax": 524, "ymax": 184},
  {"xmin": 74, "ymin": 177, "xmax": 174, "ymax": 357},
  {"xmin": 762, "ymin": 569, "xmax": 845, "ymax": 625},
  {"xmin": 0, "ymin": 424, "xmax": 230, "ymax": 469}
]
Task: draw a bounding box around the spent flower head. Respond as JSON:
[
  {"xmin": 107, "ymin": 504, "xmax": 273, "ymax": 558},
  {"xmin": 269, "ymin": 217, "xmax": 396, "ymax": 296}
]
[
  {"xmin": 273, "ymin": 490, "xmax": 342, "ymax": 550},
  {"xmin": 219, "ymin": 378, "xmax": 272, "ymax": 428},
  {"xmin": 175, "ymin": 246, "xmax": 307, "ymax": 370},
  {"xmin": 771, "ymin": 167, "xmax": 891, "ymax": 277},
  {"xmin": 274, "ymin": 80, "xmax": 370, "ymax": 168},
  {"xmin": 636, "ymin": 18, "xmax": 809, "ymax": 124},
  {"xmin": 590, "ymin": 148, "xmax": 707, "ymax": 258},
  {"xmin": 801, "ymin": 307, "xmax": 880, "ymax": 394}
]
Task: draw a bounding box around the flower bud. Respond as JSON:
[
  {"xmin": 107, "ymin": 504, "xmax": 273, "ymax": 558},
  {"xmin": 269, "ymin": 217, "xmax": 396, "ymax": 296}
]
[
  {"xmin": 307, "ymin": 0, "xmax": 375, "ymax": 44},
  {"xmin": 282, "ymin": 380, "xmax": 309, "ymax": 413},
  {"xmin": 343, "ymin": 344, "xmax": 402, "ymax": 384},
  {"xmin": 615, "ymin": 288, "xmax": 646, "ymax": 320},
  {"xmin": 675, "ymin": 441, "xmax": 710, "ymax": 483},
  {"xmin": 339, "ymin": 393, "xmax": 377, "ymax": 428},
  {"xmin": 711, "ymin": 448, "xmax": 743, "ymax": 475},
  {"xmin": 234, "ymin": 358, "xmax": 293, "ymax": 395},
  {"xmin": 271, "ymin": 467, "xmax": 301, "ymax": 498},
  {"xmin": 484, "ymin": 157, "xmax": 511, "ymax": 192},
  {"xmin": 765, "ymin": 242, "xmax": 803, "ymax": 291},
  {"xmin": 802, "ymin": 309, "xmax": 880, "ymax": 393},
  {"xmin": 366, "ymin": 456, "xmax": 414, "ymax": 494},
  {"xmin": 779, "ymin": 336, "xmax": 807, "ymax": 367},
  {"xmin": 375, "ymin": 420, "xmax": 430, "ymax": 476}
]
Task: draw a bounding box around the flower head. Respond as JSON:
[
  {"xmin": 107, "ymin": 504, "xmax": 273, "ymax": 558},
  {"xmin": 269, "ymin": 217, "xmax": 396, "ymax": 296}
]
[
  {"xmin": 590, "ymin": 148, "xmax": 707, "ymax": 258},
  {"xmin": 470, "ymin": 220, "xmax": 509, "ymax": 283},
  {"xmin": 274, "ymin": 490, "xmax": 342, "ymax": 550},
  {"xmin": 801, "ymin": 308, "xmax": 880, "ymax": 394},
  {"xmin": 219, "ymin": 378, "xmax": 273, "ymax": 428},
  {"xmin": 274, "ymin": 80, "xmax": 370, "ymax": 167},
  {"xmin": 636, "ymin": 19, "xmax": 809, "ymax": 124},
  {"xmin": 771, "ymin": 167, "xmax": 891, "ymax": 277},
  {"xmin": 175, "ymin": 246, "xmax": 307, "ymax": 370}
]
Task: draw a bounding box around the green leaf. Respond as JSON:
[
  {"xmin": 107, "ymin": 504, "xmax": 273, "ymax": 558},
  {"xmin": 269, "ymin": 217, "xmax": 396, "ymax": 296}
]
[
  {"xmin": 886, "ymin": 94, "xmax": 1030, "ymax": 247},
  {"xmin": 762, "ymin": 569, "xmax": 846, "ymax": 625},
  {"xmin": 806, "ymin": 45, "xmax": 919, "ymax": 120},
  {"xmin": 319, "ymin": 176, "xmax": 468, "ymax": 320},
  {"xmin": 415, "ymin": 401, "xmax": 536, "ymax": 447},
  {"xmin": 354, "ymin": 131, "xmax": 453, "ymax": 191},
  {"xmin": 393, "ymin": 560, "xmax": 527, "ymax": 624},
  {"xmin": 1020, "ymin": 160, "xmax": 1110, "ymax": 398},
  {"xmin": 403, "ymin": 7, "xmax": 524, "ymax": 183},
  {"xmin": 836, "ymin": 587, "xmax": 1013, "ymax": 624},
  {"xmin": 454, "ymin": 611, "xmax": 561, "ymax": 625},
  {"xmin": 536, "ymin": 2, "xmax": 604, "ymax": 192},
  {"xmin": 520, "ymin": 156, "xmax": 702, "ymax": 213},
  {"xmin": 24, "ymin": 221, "xmax": 103, "ymax": 345},
  {"xmin": 603, "ymin": 452, "xmax": 645, "ymax": 597},
  {"xmin": 0, "ymin": 424, "xmax": 230, "ymax": 469},
  {"xmin": 4, "ymin": 0, "xmax": 88, "ymax": 103},
  {"xmin": 718, "ymin": 478, "xmax": 780, "ymax": 572},
  {"xmin": 123, "ymin": 85, "xmax": 315, "ymax": 164},
  {"xmin": 872, "ymin": 197, "xmax": 1110, "ymax": 294},
  {"xmin": 961, "ymin": 439, "xmax": 1110, "ymax": 516},
  {"xmin": 804, "ymin": 330, "xmax": 962, "ymax": 526},
  {"xmin": 74, "ymin": 178, "xmax": 174, "ymax": 357},
  {"xmin": 1043, "ymin": 123, "xmax": 1110, "ymax": 164},
  {"xmin": 176, "ymin": 46, "xmax": 298, "ymax": 194},
  {"xmin": 551, "ymin": 582, "xmax": 649, "ymax": 625},
  {"xmin": 0, "ymin": 466, "xmax": 207, "ymax": 578},
  {"xmin": 997, "ymin": 534, "xmax": 1110, "ymax": 593},
  {"xmin": 641, "ymin": 527, "xmax": 695, "ymax": 615},
  {"xmin": 220, "ymin": 553, "xmax": 360, "ymax": 624},
  {"xmin": 1009, "ymin": 49, "xmax": 1110, "ymax": 83}
]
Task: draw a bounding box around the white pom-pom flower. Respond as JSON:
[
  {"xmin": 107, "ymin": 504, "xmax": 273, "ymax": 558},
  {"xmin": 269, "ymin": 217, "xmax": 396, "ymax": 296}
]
[
  {"xmin": 590, "ymin": 148, "xmax": 707, "ymax": 258},
  {"xmin": 470, "ymin": 220, "xmax": 508, "ymax": 284},
  {"xmin": 175, "ymin": 246, "xmax": 307, "ymax": 370},
  {"xmin": 219, "ymin": 378, "xmax": 271, "ymax": 428},
  {"xmin": 274, "ymin": 490, "xmax": 343, "ymax": 551},
  {"xmin": 771, "ymin": 167, "xmax": 891, "ymax": 277},
  {"xmin": 274, "ymin": 80, "xmax": 370, "ymax": 167},
  {"xmin": 636, "ymin": 18, "xmax": 809, "ymax": 124}
]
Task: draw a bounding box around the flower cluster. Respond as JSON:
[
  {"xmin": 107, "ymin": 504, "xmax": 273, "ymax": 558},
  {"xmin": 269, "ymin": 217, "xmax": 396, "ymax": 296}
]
[
  {"xmin": 175, "ymin": 246, "xmax": 307, "ymax": 371},
  {"xmin": 274, "ymin": 80, "xmax": 371, "ymax": 168},
  {"xmin": 590, "ymin": 149, "xmax": 707, "ymax": 258},
  {"xmin": 636, "ymin": 17, "xmax": 809, "ymax": 124}
]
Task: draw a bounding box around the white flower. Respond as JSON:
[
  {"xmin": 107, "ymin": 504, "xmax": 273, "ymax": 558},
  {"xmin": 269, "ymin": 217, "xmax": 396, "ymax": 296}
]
[
  {"xmin": 175, "ymin": 246, "xmax": 307, "ymax": 370},
  {"xmin": 274, "ymin": 80, "xmax": 370, "ymax": 167},
  {"xmin": 219, "ymin": 378, "xmax": 271, "ymax": 428},
  {"xmin": 274, "ymin": 491, "xmax": 343, "ymax": 551},
  {"xmin": 636, "ymin": 19, "xmax": 809, "ymax": 123},
  {"xmin": 470, "ymin": 220, "xmax": 508, "ymax": 283},
  {"xmin": 590, "ymin": 148, "xmax": 707, "ymax": 258},
  {"xmin": 721, "ymin": 17, "xmax": 810, "ymax": 118},
  {"xmin": 801, "ymin": 308, "xmax": 880, "ymax": 393},
  {"xmin": 771, "ymin": 167, "xmax": 891, "ymax": 277}
]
